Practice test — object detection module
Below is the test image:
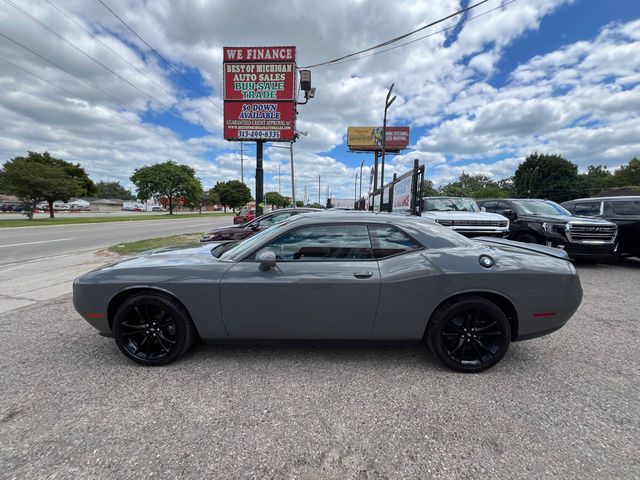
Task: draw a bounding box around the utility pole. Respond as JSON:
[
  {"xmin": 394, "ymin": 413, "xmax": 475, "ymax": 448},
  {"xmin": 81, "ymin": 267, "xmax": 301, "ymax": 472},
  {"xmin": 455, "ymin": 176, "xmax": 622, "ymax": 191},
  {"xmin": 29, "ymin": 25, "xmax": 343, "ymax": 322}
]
[
  {"xmin": 255, "ymin": 140, "xmax": 264, "ymax": 216},
  {"xmin": 354, "ymin": 172, "xmax": 358, "ymax": 207},
  {"xmin": 278, "ymin": 164, "xmax": 281, "ymax": 194},
  {"xmin": 240, "ymin": 141, "xmax": 244, "ymax": 184},
  {"xmin": 381, "ymin": 82, "xmax": 396, "ymax": 189},
  {"xmin": 359, "ymin": 159, "xmax": 365, "ymax": 200},
  {"xmin": 318, "ymin": 175, "xmax": 321, "ymax": 206},
  {"xmin": 290, "ymin": 141, "xmax": 296, "ymax": 208}
]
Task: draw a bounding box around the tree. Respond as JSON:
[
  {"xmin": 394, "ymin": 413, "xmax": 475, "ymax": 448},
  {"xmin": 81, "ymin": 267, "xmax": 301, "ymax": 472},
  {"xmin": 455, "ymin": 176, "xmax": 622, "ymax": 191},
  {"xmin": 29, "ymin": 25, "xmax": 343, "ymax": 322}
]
[
  {"xmin": 512, "ymin": 153, "xmax": 585, "ymax": 202},
  {"xmin": 0, "ymin": 151, "xmax": 95, "ymax": 219},
  {"xmin": 421, "ymin": 179, "xmax": 438, "ymax": 196},
  {"xmin": 439, "ymin": 173, "xmax": 509, "ymax": 199},
  {"xmin": 295, "ymin": 200, "xmax": 305, "ymax": 207},
  {"xmin": 213, "ymin": 180, "xmax": 252, "ymax": 212},
  {"xmin": 612, "ymin": 158, "xmax": 640, "ymax": 186},
  {"xmin": 181, "ymin": 178, "xmax": 204, "ymax": 212},
  {"xmin": 198, "ymin": 188, "xmax": 220, "ymax": 213},
  {"xmin": 265, "ymin": 191, "xmax": 287, "ymax": 208},
  {"xmin": 95, "ymin": 181, "xmax": 135, "ymax": 200},
  {"xmin": 130, "ymin": 161, "xmax": 201, "ymax": 215}
]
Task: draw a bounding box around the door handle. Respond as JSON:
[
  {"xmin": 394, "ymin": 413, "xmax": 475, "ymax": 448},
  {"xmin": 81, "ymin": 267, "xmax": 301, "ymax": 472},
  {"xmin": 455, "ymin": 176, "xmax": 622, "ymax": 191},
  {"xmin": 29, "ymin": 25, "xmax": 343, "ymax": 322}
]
[{"xmin": 353, "ymin": 271, "xmax": 373, "ymax": 279}]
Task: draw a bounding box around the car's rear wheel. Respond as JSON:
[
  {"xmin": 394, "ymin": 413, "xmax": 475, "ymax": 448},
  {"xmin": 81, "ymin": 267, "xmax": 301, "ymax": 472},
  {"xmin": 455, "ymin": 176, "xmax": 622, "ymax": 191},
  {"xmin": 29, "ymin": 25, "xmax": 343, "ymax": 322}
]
[
  {"xmin": 426, "ymin": 296, "xmax": 511, "ymax": 373},
  {"xmin": 113, "ymin": 292, "xmax": 195, "ymax": 366}
]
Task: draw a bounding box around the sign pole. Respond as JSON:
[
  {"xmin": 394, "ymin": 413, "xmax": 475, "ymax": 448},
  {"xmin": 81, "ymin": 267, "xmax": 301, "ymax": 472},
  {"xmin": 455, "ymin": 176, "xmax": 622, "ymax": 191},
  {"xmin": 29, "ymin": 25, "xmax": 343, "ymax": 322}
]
[
  {"xmin": 255, "ymin": 140, "xmax": 264, "ymax": 216},
  {"xmin": 373, "ymin": 151, "xmax": 379, "ymax": 194},
  {"xmin": 290, "ymin": 141, "xmax": 296, "ymax": 208}
]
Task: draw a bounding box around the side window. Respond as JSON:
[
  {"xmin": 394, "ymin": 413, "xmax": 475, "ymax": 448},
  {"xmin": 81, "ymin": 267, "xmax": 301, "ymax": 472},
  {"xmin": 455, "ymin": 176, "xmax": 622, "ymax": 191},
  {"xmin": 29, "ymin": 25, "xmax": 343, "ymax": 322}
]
[
  {"xmin": 368, "ymin": 225, "xmax": 422, "ymax": 259},
  {"xmin": 611, "ymin": 200, "xmax": 640, "ymax": 215},
  {"xmin": 254, "ymin": 224, "xmax": 373, "ymax": 261},
  {"xmin": 495, "ymin": 201, "xmax": 512, "ymax": 215},
  {"xmin": 258, "ymin": 212, "xmax": 292, "ymax": 227},
  {"xmin": 573, "ymin": 202, "xmax": 601, "ymax": 216},
  {"xmin": 480, "ymin": 200, "xmax": 498, "ymax": 212}
]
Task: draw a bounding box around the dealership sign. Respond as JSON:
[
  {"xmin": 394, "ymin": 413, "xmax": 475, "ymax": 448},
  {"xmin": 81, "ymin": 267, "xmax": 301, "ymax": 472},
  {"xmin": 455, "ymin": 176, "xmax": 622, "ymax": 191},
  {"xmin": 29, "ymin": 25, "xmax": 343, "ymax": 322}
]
[
  {"xmin": 223, "ymin": 46, "xmax": 296, "ymax": 141},
  {"xmin": 347, "ymin": 126, "xmax": 410, "ymax": 151}
]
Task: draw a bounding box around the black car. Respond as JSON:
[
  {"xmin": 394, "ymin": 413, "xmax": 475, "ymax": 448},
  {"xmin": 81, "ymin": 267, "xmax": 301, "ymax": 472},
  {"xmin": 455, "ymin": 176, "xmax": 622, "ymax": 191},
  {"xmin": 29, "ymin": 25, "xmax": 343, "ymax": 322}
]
[
  {"xmin": 200, "ymin": 208, "xmax": 322, "ymax": 242},
  {"xmin": 562, "ymin": 196, "xmax": 640, "ymax": 258},
  {"xmin": 477, "ymin": 199, "xmax": 618, "ymax": 261}
]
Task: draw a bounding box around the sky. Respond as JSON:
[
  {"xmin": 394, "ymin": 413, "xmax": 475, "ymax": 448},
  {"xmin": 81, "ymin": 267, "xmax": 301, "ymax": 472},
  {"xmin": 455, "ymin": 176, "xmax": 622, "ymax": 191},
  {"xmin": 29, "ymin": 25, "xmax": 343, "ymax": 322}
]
[{"xmin": 0, "ymin": 0, "xmax": 639, "ymax": 203}]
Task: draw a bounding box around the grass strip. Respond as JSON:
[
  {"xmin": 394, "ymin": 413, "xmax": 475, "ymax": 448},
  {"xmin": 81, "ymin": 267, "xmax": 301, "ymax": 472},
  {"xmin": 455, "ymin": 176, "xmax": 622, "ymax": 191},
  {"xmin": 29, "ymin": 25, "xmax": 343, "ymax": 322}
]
[
  {"xmin": 0, "ymin": 212, "xmax": 229, "ymax": 228},
  {"xmin": 107, "ymin": 234, "xmax": 203, "ymax": 255}
]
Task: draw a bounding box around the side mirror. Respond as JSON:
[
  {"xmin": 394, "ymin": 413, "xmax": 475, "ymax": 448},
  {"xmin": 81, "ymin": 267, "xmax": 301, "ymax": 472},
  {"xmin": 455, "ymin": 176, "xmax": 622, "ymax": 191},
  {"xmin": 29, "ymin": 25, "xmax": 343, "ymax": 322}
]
[
  {"xmin": 251, "ymin": 224, "xmax": 260, "ymax": 231},
  {"xmin": 258, "ymin": 250, "xmax": 277, "ymax": 271},
  {"xmin": 502, "ymin": 209, "xmax": 516, "ymax": 220}
]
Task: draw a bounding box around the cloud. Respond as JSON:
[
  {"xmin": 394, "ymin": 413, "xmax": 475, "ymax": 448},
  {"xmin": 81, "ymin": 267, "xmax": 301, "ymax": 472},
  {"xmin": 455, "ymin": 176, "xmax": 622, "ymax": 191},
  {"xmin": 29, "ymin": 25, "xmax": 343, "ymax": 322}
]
[{"xmin": 0, "ymin": 0, "xmax": 637, "ymax": 201}]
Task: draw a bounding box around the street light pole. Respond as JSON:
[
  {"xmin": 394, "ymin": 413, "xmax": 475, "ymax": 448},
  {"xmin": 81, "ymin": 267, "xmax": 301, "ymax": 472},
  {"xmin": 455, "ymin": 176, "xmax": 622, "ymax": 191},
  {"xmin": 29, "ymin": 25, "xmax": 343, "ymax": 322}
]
[
  {"xmin": 290, "ymin": 141, "xmax": 296, "ymax": 208},
  {"xmin": 240, "ymin": 141, "xmax": 244, "ymax": 184},
  {"xmin": 359, "ymin": 159, "xmax": 365, "ymax": 200},
  {"xmin": 354, "ymin": 172, "xmax": 358, "ymax": 208},
  {"xmin": 381, "ymin": 82, "xmax": 396, "ymax": 189}
]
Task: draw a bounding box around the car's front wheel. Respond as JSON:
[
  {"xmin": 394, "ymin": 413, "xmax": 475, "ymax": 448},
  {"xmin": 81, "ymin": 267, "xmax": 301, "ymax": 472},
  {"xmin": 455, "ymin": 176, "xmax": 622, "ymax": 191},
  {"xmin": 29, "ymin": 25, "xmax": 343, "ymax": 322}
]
[
  {"xmin": 425, "ymin": 296, "xmax": 511, "ymax": 373},
  {"xmin": 112, "ymin": 292, "xmax": 195, "ymax": 366}
]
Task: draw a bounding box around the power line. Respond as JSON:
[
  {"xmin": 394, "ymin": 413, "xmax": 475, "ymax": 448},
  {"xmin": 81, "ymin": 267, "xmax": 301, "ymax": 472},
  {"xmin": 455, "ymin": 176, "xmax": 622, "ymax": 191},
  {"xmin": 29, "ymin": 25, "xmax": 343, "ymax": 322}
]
[
  {"xmin": 4, "ymin": 0, "xmax": 179, "ymax": 116},
  {"xmin": 96, "ymin": 0, "xmax": 223, "ymax": 112},
  {"xmin": 0, "ymin": 54, "xmax": 155, "ymax": 135},
  {"xmin": 328, "ymin": 0, "xmax": 518, "ymax": 67},
  {"xmin": 301, "ymin": 0, "xmax": 489, "ymax": 68},
  {"xmin": 44, "ymin": 0, "xmax": 176, "ymax": 102},
  {"xmin": 0, "ymin": 36, "xmax": 205, "ymax": 140},
  {"xmin": 0, "ymin": 30, "xmax": 137, "ymax": 112}
]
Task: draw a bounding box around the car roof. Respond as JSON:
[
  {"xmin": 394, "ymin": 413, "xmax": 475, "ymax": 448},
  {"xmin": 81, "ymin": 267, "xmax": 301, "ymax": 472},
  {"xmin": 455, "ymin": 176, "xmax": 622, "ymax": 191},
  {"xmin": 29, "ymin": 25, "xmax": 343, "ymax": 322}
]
[
  {"xmin": 477, "ymin": 198, "xmax": 552, "ymax": 203},
  {"xmin": 562, "ymin": 196, "xmax": 640, "ymax": 202},
  {"xmin": 423, "ymin": 196, "xmax": 473, "ymax": 200},
  {"xmin": 293, "ymin": 211, "xmax": 436, "ymax": 226}
]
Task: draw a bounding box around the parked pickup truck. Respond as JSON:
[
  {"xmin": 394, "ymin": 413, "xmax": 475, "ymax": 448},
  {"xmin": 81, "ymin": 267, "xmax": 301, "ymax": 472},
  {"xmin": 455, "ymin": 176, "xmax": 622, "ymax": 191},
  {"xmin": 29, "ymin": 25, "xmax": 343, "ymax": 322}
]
[
  {"xmin": 421, "ymin": 197, "xmax": 509, "ymax": 237},
  {"xmin": 477, "ymin": 198, "xmax": 618, "ymax": 261}
]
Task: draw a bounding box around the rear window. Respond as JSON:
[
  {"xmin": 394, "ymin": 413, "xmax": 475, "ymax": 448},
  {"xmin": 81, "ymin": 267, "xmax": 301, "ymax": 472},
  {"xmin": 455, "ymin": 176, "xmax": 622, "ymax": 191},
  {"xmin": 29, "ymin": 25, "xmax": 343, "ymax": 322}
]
[
  {"xmin": 368, "ymin": 225, "xmax": 422, "ymax": 259},
  {"xmin": 573, "ymin": 202, "xmax": 601, "ymax": 216},
  {"xmin": 610, "ymin": 200, "xmax": 640, "ymax": 215}
]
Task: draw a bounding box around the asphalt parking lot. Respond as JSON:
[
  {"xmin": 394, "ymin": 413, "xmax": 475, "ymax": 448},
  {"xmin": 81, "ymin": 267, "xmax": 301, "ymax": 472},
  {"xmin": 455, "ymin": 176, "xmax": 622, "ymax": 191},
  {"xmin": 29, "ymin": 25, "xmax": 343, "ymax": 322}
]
[{"xmin": 1, "ymin": 260, "xmax": 639, "ymax": 479}]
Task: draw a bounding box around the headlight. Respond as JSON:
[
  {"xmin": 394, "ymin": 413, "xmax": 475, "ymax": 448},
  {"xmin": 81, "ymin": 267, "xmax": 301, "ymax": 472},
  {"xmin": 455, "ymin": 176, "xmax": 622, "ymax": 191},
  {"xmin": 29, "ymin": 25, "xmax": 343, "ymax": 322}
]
[{"xmin": 436, "ymin": 219, "xmax": 454, "ymax": 226}]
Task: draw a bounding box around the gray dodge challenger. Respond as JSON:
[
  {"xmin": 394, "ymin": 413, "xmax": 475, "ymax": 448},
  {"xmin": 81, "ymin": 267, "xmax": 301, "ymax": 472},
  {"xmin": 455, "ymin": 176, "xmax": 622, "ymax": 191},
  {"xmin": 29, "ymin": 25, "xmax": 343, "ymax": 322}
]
[{"xmin": 73, "ymin": 212, "xmax": 583, "ymax": 372}]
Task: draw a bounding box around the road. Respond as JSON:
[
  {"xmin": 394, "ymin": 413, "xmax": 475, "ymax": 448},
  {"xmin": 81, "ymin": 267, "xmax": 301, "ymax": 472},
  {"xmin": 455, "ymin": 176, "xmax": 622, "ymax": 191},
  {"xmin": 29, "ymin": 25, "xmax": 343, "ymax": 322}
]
[
  {"xmin": 1, "ymin": 261, "xmax": 639, "ymax": 479},
  {"xmin": 0, "ymin": 215, "xmax": 231, "ymax": 266}
]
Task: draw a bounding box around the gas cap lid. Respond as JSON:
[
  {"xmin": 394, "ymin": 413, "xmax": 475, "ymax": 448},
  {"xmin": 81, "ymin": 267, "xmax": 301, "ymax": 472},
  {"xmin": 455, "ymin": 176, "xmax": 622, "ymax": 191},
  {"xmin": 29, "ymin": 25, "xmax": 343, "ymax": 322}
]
[{"xmin": 479, "ymin": 254, "xmax": 495, "ymax": 268}]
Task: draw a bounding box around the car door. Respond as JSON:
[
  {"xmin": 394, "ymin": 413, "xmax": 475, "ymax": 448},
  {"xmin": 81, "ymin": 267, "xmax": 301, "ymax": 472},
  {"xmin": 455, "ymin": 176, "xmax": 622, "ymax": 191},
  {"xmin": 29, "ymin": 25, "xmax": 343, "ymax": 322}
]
[{"xmin": 219, "ymin": 223, "xmax": 381, "ymax": 339}]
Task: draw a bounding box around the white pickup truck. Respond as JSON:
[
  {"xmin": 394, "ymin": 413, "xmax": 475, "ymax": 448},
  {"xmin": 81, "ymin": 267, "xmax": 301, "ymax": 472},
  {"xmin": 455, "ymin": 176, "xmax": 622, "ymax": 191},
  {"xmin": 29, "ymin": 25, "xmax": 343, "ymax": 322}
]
[{"xmin": 421, "ymin": 197, "xmax": 509, "ymax": 237}]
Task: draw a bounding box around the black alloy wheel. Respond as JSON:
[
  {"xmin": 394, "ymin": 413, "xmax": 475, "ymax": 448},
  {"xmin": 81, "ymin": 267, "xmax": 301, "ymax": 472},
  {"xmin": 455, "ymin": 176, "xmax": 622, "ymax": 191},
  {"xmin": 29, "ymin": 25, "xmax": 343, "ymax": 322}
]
[
  {"xmin": 113, "ymin": 292, "xmax": 195, "ymax": 366},
  {"xmin": 426, "ymin": 296, "xmax": 511, "ymax": 373}
]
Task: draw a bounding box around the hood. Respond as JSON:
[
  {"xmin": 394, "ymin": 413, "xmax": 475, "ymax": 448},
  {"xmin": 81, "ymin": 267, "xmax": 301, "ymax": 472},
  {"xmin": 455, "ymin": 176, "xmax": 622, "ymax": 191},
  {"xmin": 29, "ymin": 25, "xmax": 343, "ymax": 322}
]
[
  {"xmin": 517, "ymin": 213, "xmax": 614, "ymax": 225},
  {"xmin": 95, "ymin": 244, "xmax": 222, "ymax": 271},
  {"xmin": 422, "ymin": 211, "xmax": 507, "ymax": 221}
]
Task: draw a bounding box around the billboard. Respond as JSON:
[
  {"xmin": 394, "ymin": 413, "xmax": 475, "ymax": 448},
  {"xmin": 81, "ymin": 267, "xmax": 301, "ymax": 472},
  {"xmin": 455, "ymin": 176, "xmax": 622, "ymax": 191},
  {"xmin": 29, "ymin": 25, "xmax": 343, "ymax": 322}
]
[
  {"xmin": 223, "ymin": 46, "xmax": 296, "ymax": 141},
  {"xmin": 392, "ymin": 174, "xmax": 412, "ymax": 212},
  {"xmin": 347, "ymin": 127, "xmax": 410, "ymax": 151},
  {"xmin": 223, "ymin": 102, "xmax": 296, "ymax": 141},
  {"xmin": 224, "ymin": 63, "xmax": 295, "ymax": 101}
]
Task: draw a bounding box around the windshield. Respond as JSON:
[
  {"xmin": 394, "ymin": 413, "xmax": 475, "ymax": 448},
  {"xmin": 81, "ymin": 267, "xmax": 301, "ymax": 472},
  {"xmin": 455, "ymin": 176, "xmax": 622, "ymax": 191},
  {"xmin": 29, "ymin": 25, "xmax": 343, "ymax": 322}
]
[
  {"xmin": 219, "ymin": 222, "xmax": 288, "ymax": 260},
  {"xmin": 423, "ymin": 197, "xmax": 479, "ymax": 212},
  {"xmin": 515, "ymin": 200, "xmax": 571, "ymax": 216}
]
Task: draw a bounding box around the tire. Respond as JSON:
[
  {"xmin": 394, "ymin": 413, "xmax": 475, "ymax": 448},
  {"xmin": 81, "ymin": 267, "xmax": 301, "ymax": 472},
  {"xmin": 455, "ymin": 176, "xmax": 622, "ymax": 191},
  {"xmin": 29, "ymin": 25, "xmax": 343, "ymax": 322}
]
[
  {"xmin": 515, "ymin": 233, "xmax": 539, "ymax": 244},
  {"xmin": 425, "ymin": 296, "xmax": 511, "ymax": 373},
  {"xmin": 112, "ymin": 292, "xmax": 195, "ymax": 366}
]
